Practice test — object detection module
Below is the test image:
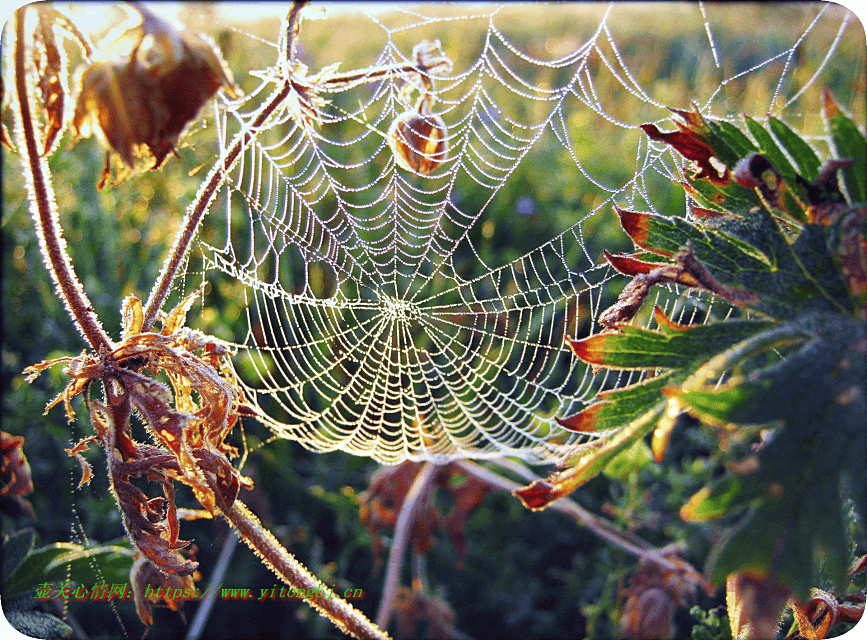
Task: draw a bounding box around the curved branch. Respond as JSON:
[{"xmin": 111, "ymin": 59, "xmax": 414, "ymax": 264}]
[
  {"xmin": 13, "ymin": 8, "xmax": 112, "ymax": 352},
  {"xmin": 375, "ymin": 462, "xmax": 437, "ymax": 629}
]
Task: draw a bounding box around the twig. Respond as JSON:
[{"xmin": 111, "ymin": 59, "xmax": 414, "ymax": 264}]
[
  {"xmin": 185, "ymin": 528, "xmax": 239, "ymax": 640},
  {"xmin": 375, "ymin": 462, "xmax": 437, "ymax": 629},
  {"xmin": 454, "ymin": 460, "xmax": 684, "ymax": 574},
  {"xmin": 13, "ymin": 8, "xmax": 112, "ymax": 352},
  {"xmin": 141, "ymin": 8, "xmax": 451, "ymax": 330}
]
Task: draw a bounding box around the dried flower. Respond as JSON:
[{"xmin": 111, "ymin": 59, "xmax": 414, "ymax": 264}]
[{"xmin": 71, "ymin": 5, "xmax": 239, "ymax": 178}]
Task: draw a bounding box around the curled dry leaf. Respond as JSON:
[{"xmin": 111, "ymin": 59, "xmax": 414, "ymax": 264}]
[
  {"xmin": 131, "ymin": 552, "xmax": 197, "ymax": 627},
  {"xmin": 599, "ymin": 240, "xmax": 758, "ymax": 328},
  {"xmin": 388, "ymin": 110, "xmax": 448, "ymax": 175},
  {"xmin": 71, "ymin": 4, "xmax": 239, "ymax": 181},
  {"xmin": 392, "ymin": 585, "xmax": 458, "ymax": 640},
  {"xmin": 641, "ymin": 105, "xmax": 728, "ymax": 185},
  {"xmin": 1, "ymin": 431, "xmax": 35, "ymax": 517},
  {"xmin": 24, "ymin": 293, "xmax": 254, "ymax": 598}
]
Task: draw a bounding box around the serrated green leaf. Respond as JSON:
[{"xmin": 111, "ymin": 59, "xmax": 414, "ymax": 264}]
[
  {"xmin": 569, "ymin": 320, "xmax": 772, "ymax": 370},
  {"xmin": 824, "ymin": 97, "xmax": 867, "ymax": 204},
  {"xmin": 744, "ymin": 115, "xmax": 799, "ymax": 180},
  {"xmin": 2, "ymin": 529, "xmax": 36, "ymax": 585},
  {"xmin": 769, "ymin": 117, "xmax": 821, "ymax": 182}
]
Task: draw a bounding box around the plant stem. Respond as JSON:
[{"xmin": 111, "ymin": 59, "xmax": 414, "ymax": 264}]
[
  {"xmin": 375, "ymin": 462, "xmax": 437, "ymax": 629},
  {"xmin": 13, "ymin": 8, "xmax": 112, "ymax": 352},
  {"xmin": 454, "ymin": 460, "xmax": 685, "ymax": 573},
  {"xmin": 220, "ymin": 497, "xmax": 391, "ymax": 640},
  {"xmin": 185, "ymin": 528, "xmax": 238, "ymax": 640},
  {"xmin": 141, "ymin": 4, "xmax": 450, "ymax": 330}
]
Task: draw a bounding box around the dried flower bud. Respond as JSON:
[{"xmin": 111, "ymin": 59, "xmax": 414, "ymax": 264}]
[
  {"xmin": 388, "ymin": 110, "xmax": 448, "ymax": 175},
  {"xmin": 72, "ymin": 6, "xmax": 239, "ymax": 177}
]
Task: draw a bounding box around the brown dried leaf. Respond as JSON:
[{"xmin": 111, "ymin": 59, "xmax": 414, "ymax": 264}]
[
  {"xmin": 619, "ymin": 553, "xmax": 710, "ymax": 640},
  {"xmin": 34, "ymin": 6, "xmax": 67, "ymax": 156},
  {"xmin": 726, "ymin": 572, "xmax": 791, "ymax": 640},
  {"xmin": 130, "ymin": 552, "xmax": 197, "ymax": 627}
]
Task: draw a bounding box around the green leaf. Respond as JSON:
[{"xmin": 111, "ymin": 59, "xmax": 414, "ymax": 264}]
[
  {"xmin": 3, "ymin": 542, "xmax": 134, "ymax": 597},
  {"xmin": 790, "ymin": 224, "xmax": 855, "ymax": 313},
  {"xmin": 568, "ymin": 320, "xmax": 772, "ymax": 370},
  {"xmin": 769, "ymin": 117, "xmax": 821, "ymax": 182},
  {"xmin": 2, "ymin": 529, "xmax": 36, "ymax": 585},
  {"xmin": 685, "ymin": 174, "xmax": 763, "ymax": 217},
  {"xmin": 824, "ymin": 91, "xmax": 867, "ymax": 204},
  {"xmin": 559, "ymin": 373, "xmax": 673, "ymax": 432},
  {"xmin": 6, "ymin": 610, "xmax": 72, "ymax": 639},
  {"xmin": 707, "ymin": 120, "xmax": 757, "ymax": 165},
  {"xmin": 744, "ymin": 115, "xmax": 799, "ymax": 180}
]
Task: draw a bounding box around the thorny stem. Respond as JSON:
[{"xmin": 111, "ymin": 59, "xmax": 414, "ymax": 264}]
[
  {"xmin": 218, "ymin": 494, "xmax": 391, "ymax": 640},
  {"xmin": 375, "ymin": 462, "xmax": 437, "ymax": 629},
  {"xmin": 13, "ymin": 9, "xmax": 112, "ymax": 352}
]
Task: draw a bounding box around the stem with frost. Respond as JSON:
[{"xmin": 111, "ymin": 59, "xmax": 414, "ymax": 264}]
[
  {"xmin": 13, "ymin": 9, "xmax": 112, "ymax": 352},
  {"xmin": 219, "ymin": 494, "xmax": 391, "ymax": 640}
]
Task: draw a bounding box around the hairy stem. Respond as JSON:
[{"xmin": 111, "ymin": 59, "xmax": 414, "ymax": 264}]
[
  {"xmin": 375, "ymin": 462, "xmax": 437, "ymax": 629},
  {"xmin": 13, "ymin": 8, "xmax": 112, "ymax": 352},
  {"xmin": 141, "ymin": 76, "xmax": 294, "ymax": 331},
  {"xmin": 220, "ymin": 496, "xmax": 391, "ymax": 640}
]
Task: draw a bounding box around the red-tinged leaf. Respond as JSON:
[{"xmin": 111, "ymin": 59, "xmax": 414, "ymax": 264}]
[
  {"xmin": 556, "ymin": 403, "xmax": 608, "ymax": 432},
  {"xmin": 652, "ymin": 306, "xmax": 690, "ymax": 334},
  {"xmin": 616, "ymin": 207, "xmax": 660, "ymax": 253},
  {"xmin": 565, "ymin": 332, "xmax": 617, "ymax": 367},
  {"xmin": 604, "ymin": 249, "xmax": 670, "ymax": 276},
  {"xmin": 642, "ymin": 122, "xmax": 728, "ymax": 184},
  {"xmin": 512, "ymin": 479, "xmax": 560, "ymax": 510},
  {"xmin": 689, "ymin": 204, "xmax": 731, "ymax": 220}
]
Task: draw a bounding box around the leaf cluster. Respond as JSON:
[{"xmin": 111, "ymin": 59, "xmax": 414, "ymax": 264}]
[{"xmin": 517, "ymin": 92, "xmax": 866, "ymax": 635}]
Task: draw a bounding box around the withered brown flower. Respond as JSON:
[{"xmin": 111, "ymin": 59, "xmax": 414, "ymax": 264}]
[{"xmin": 71, "ymin": 5, "xmax": 239, "ymax": 178}]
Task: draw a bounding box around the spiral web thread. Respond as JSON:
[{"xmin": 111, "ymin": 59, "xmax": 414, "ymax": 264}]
[{"xmin": 189, "ymin": 3, "xmax": 861, "ymax": 465}]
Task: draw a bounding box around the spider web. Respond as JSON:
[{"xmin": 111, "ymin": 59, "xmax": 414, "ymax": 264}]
[{"xmin": 182, "ymin": 2, "xmax": 863, "ymax": 465}]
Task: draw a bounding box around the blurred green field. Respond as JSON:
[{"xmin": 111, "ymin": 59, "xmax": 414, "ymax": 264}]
[{"xmin": 2, "ymin": 3, "xmax": 864, "ymax": 639}]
